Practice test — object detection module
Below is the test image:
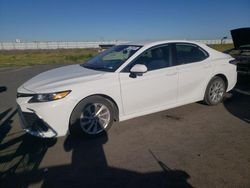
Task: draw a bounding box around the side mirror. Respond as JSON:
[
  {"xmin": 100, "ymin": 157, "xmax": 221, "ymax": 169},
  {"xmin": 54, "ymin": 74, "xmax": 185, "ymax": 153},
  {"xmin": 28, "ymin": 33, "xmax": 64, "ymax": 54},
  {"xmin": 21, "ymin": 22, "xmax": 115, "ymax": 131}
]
[
  {"xmin": 130, "ymin": 64, "xmax": 147, "ymax": 73},
  {"xmin": 129, "ymin": 64, "xmax": 147, "ymax": 78}
]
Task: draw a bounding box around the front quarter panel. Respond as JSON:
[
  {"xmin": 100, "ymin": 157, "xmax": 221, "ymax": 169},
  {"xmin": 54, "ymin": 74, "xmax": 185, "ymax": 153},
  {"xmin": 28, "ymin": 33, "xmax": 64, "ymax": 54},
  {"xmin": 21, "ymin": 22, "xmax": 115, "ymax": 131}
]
[{"xmin": 68, "ymin": 72, "xmax": 123, "ymax": 117}]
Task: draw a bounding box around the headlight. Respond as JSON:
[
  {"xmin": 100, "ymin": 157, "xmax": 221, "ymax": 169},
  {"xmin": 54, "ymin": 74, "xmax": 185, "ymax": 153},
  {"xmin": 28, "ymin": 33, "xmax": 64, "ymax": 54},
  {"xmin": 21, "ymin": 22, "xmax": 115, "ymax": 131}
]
[{"xmin": 28, "ymin": 90, "xmax": 71, "ymax": 103}]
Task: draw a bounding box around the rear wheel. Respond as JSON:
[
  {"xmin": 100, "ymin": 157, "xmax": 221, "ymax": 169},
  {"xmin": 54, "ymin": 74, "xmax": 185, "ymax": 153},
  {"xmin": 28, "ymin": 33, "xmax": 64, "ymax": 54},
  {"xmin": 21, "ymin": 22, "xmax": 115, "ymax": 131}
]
[
  {"xmin": 204, "ymin": 76, "xmax": 226, "ymax": 105},
  {"xmin": 69, "ymin": 96, "xmax": 114, "ymax": 137}
]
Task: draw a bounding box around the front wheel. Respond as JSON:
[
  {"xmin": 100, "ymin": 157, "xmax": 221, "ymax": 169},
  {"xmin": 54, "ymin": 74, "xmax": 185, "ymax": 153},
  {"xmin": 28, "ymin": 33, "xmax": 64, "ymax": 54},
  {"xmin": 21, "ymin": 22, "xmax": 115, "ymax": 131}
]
[
  {"xmin": 69, "ymin": 96, "xmax": 114, "ymax": 137},
  {"xmin": 204, "ymin": 76, "xmax": 226, "ymax": 105}
]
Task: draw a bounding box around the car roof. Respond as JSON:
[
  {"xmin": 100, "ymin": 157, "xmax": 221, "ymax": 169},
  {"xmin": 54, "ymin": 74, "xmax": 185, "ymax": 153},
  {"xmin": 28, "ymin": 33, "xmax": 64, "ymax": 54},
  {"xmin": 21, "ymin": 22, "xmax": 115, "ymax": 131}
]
[
  {"xmin": 115, "ymin": 40, "xmax": 232, "ymax": 72},
  {"xmin": 125, "ymin": 40, "xmax": 207, "ymax": 48}
]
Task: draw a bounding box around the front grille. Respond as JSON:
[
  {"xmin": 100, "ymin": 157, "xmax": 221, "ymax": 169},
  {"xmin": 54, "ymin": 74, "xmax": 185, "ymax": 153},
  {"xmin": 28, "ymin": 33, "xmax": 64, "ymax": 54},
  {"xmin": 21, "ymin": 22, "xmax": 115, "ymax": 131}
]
[
  {"xmin": 21, "ymin": 112, "xmax": 49, "ymax": 132},
  {"xmin": 237, "ymin": 63, "xmax": 250, "ymax": 72},
  {"xmin": 236, "ymin": 56, "xmax": 250, "ymax": 73},
  {"xmin": 237, "ymin": 66, "xmax": 250, "ymax": 72}
]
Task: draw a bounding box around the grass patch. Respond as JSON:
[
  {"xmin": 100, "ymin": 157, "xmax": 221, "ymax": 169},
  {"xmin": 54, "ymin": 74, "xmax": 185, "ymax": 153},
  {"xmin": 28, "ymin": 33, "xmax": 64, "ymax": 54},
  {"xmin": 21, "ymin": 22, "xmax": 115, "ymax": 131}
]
[
  {"xmin": 0, "ymin": 44, "xmax": 235, "ymax": 68},
  {"xmin": 0, "ymin": 48, "xmax": 98, "ymax": 68},
  {"xmin": 209, "ymin": 43, "xmax": 234, "ymax": 52}
]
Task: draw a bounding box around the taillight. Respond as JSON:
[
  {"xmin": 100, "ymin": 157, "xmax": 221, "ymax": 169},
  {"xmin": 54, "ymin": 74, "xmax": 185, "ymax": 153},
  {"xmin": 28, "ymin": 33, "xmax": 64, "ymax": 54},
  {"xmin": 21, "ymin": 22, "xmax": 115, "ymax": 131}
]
[{"xmin": 229, "ymin": 59, "xmax": 237, "ymax": 65}]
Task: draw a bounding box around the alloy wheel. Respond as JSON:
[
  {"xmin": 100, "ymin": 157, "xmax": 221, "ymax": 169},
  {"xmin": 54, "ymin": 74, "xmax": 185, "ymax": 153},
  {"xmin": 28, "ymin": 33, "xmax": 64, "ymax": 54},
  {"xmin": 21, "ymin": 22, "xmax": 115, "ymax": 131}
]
[
  {"xmin": 80, "ymin": 103, "xmax": 111, "ymax": 135},
  {"xmin": 208, "ymin": 80, "xmax": 225, "ymax": 104}
]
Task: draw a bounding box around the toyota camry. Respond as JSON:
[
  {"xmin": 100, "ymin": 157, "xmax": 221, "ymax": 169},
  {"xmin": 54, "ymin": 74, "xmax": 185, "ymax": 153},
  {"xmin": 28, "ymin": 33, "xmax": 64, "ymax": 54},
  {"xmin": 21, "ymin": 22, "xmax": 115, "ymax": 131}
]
[{"xmin": 16, "ymin": 40, "xmax": 237, "ymax": 138}]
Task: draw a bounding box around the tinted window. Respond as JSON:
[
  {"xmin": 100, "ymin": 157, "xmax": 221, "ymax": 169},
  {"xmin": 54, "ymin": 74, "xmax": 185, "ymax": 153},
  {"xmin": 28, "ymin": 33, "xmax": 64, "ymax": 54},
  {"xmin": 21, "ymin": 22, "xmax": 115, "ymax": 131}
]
[
  {"xmin": 123, "ymin": 45, "xmax": 171, "ymax": 72},
  {"xmin": 176, "ymin": 43, "xmax": 208, "ymax": 64}
]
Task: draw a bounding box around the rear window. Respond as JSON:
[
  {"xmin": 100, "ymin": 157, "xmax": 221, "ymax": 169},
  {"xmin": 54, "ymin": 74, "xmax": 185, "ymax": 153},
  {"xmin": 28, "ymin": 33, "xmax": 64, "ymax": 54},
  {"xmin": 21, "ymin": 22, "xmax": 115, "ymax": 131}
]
[{"xmin": 176, "ymin": 43, "xmax": 209, "ymax": 64}]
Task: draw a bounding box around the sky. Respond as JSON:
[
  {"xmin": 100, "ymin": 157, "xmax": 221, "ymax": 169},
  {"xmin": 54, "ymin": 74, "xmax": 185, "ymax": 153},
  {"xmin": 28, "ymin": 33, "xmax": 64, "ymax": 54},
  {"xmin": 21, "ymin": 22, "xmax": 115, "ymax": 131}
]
[{"xmin": 0, "ymin": 0, "xmax": 249, "ymax": 42}]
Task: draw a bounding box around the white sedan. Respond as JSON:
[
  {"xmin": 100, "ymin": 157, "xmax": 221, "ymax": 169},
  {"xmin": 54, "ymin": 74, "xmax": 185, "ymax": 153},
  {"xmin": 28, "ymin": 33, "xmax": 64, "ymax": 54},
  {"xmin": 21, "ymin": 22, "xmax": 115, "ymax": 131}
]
[{"xmin": 16, "ymin": 40, "xmax": 237, "ymax": 138}]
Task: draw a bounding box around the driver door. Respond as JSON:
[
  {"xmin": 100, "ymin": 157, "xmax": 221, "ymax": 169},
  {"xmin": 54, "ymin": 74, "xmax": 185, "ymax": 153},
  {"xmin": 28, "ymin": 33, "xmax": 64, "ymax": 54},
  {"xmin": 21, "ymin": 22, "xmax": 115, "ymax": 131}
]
[{"xmin": 119, "ymin": 44, "xmax": 178, "ymax": 115}]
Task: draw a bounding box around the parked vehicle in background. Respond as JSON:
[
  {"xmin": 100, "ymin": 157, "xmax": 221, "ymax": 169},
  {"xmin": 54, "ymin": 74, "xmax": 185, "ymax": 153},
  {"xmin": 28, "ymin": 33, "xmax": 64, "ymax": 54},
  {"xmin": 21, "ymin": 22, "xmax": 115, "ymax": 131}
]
[
  {"xmin": 225, "ymin": 28, "xmax": 250, "ymax": 75},
  {"xmin": 16, "ymin": 40, "xmax": 237, "ymax": 138}
]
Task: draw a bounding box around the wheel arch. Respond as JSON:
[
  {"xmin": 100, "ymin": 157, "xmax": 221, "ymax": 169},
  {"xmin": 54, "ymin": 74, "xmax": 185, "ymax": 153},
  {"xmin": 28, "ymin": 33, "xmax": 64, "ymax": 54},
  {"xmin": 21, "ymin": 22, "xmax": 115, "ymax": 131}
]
[
  {"xmin": 94, "ymin": 94, "xmax": 120, "ymax": 122},
  {"xmin": 71, "ymin": 94, "xmax": 120, "ymax": 123},
  {"xmin": 203, "ymin": 73, "xmax": 228, "ymax": 101},
  {"xmin": 203, "ymin": 73, "xmax": 228, "ymax": 105},
  {"xmin": 213, "ymin": 73, "xmax": 228, "ymax": 90}
]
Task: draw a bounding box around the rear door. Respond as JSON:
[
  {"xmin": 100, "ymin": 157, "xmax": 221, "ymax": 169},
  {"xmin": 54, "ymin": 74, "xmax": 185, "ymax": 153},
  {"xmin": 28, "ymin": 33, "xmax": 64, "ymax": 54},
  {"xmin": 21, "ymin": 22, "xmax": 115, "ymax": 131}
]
[{"xmin": 174, "ymin": 43, "xmax": 212, "ymax": 103}]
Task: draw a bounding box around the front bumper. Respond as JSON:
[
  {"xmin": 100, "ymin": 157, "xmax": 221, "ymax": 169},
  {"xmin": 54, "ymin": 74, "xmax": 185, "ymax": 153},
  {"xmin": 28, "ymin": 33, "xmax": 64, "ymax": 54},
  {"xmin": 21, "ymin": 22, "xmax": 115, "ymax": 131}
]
[
  {"xmin": 18, "ymin": 106, "xmax": 57, "ymax": 137},
  {"xmin": 16, "ymin": 88, "xmax": 77, "ymax": 138}
]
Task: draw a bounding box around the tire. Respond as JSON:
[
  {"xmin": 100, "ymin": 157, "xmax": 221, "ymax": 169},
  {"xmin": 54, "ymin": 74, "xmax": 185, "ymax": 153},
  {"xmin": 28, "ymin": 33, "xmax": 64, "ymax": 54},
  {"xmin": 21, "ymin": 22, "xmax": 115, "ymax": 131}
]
[
  {"xmin": 204, "ymin": 76, "xmax": 226, "ymax": 105},
  {"xmin": 69, "ymin": 96, "xmax": 114, "ymax": 138}
]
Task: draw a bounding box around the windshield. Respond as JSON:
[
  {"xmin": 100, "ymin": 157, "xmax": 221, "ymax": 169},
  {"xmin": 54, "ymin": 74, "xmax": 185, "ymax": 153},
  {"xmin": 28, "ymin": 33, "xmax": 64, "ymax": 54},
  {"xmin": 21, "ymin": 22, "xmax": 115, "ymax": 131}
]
[{"xmin": 81, "ymin": 45, "xmax": 141, "ymax": 72}]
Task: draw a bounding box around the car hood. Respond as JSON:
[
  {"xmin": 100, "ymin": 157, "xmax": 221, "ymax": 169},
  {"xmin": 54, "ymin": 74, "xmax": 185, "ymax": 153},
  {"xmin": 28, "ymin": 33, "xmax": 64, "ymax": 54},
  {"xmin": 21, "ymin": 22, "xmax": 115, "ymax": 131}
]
[
  {"xmin": 21, "ymin": 64, "xmax": 105, "ymax": 93},
  {"xmin": 231, "ymin": 28, "xmax": 250, "ymax": 49}
]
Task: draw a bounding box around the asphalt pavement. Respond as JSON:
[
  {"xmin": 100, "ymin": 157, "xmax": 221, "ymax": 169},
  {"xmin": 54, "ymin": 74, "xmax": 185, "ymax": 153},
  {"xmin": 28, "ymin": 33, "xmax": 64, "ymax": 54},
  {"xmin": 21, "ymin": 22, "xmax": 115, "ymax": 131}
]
[{"xmin": 0, "ymin": 64, "xmax": 250, "ymax": 188}]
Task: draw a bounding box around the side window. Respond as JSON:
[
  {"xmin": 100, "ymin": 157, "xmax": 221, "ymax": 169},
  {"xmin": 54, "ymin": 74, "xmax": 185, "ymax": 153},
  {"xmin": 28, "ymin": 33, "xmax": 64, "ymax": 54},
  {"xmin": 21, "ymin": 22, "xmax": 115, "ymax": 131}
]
[
  {"xmin": 123, "ymin": 45, "xmax": 171, "ymax": 72},
  {"xmin": 176, "ymin": 43, "xmax": 208, "ymax": 64}
]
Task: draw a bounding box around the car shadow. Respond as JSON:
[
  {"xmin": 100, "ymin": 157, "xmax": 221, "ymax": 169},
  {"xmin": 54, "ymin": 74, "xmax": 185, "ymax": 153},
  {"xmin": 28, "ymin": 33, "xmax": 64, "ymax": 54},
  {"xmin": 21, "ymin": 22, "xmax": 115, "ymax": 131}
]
[
  {"xmin": 0, "ymin": 132, "xmax": 193, "ymax": 188},
  {"xmin": 0, "ymin": 134, "xmax": 57, "ymax": 188},
  {"xmin": 0, "ymin": 108, "xmax": 18, "ymax": 144},
  {"xmin": 223, "ymin": 75, "xmax": 250, "ymax": 123},
  {"xmin": 0, "ymin": 108, "xmax": 13, "ymax": 122}
]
